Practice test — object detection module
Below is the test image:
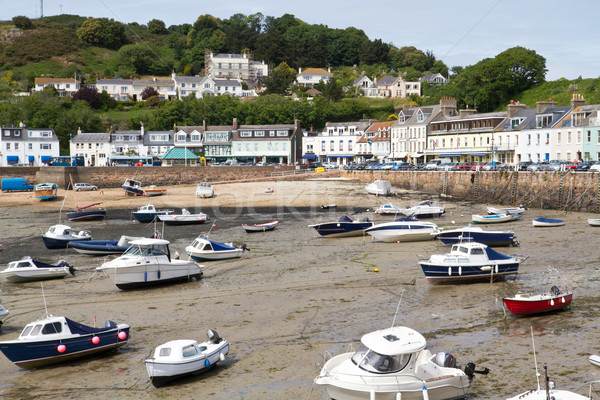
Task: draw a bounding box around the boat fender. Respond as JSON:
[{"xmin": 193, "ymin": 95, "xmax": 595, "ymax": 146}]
[
  {"xmin": 157, "ymin": 270, "xmax": 161, "ymax": 279},
  {"xmin": 205, "ymin": 359, "xmax": 210, "ymax": 367},
  {"xmin": 219, "ymin": 352, "xmax": 225, "ymax": 361},
  {"xmin": 550, "ymin": 299, "xmax": 555, "ymax": 306},
  {"xmin": 144, "ymin": 271, "xmax": 147, "ymax": 282},
  {"xmin": 434, "ymin": 352, "xmax": 456, "ymax": 368},
  {"xmin": 447, "ymin": 267, "xmax": 452, "ymax": 276}
]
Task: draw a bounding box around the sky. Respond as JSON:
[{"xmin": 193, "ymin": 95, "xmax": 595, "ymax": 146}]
[{"xmin": 4, "ymin": 0, "xmax": 599, "ymax": 81}]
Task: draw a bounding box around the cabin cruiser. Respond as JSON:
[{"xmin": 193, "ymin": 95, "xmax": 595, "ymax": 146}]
[
  {"xmin": 365, "ymin": 180, "xmax": 394, "ymax": 196},
  {"xmin": 185, "ymin": 236, "xmax": 247, "ymax": 261},
  {"xmin": 399, "ymin": 200, "xmax": 445, "ymax": 218},
  {"xmin": 1, "ymin": 256, "xmax": 74, "ymax": 283},
  {"xmin": 132, "ymin": 204, "xmax": 174, "ymax": 223},
  {"xmin": 315, "ymin": 326, "xmax": 486, "ymax": 400},
  {"xmin": 97, "ymin": 238, "xmax": 205, "ymax": 290},
  {"xmin": 433, "ymin": 225, "xmax": 516, "ymax": 247},
  {"xmin": 419, "ymin": 242, "xmax": 524, "ymax": 284},
  {"xmin": 309, "ymin": 215, "xmax": 373, "ymax": 238},
  {"xmin": 42, "ymin": 224, "xmax": 92, "ymax": 249},
  {"xmin": 196, "ymin": 182, "xmax": 214, "ymax": 198}
]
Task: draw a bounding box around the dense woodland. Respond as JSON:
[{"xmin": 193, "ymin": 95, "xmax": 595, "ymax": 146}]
[{"xmin": 0, "ymin": 13, "xmax": 598, "ymax": 154}]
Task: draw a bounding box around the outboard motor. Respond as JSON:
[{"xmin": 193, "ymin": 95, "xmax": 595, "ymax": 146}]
[
  {"xmin": 550, "ymin": 285, "xmax": 561, "ymax": 296},
  {"xmin": 207, "ymin": 329, "xmax": 222, "ymax": 344},
  {"xmin": 240, "ymin": 243, "xmax": 250, "ymax": 252},
  {"xmin": 464, "ymin": 362, "xmax": 490, "ymax": 380},
  {"xmin": 58, "ymin": 260, "xmax": 75, "ymax": 276},
  {"xmin": 434, "ymin": 352, "xmax": 456, "ymax": 368}
]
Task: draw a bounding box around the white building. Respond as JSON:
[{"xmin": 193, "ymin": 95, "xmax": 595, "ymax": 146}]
[
  {"xmin": 33, "ymin": 78, "xmax": 80, "ymax": 97},
  {"xmin": 1, "ymin": 125, "xmax": 60, "ymax": 166},
  {"xmin": 205, "ymin": 51, "xmax": 268, "ymax": 81},
  {"xmin": 296, "ymin": 68, "xmax": 333, "ymax": 88},
  {"xmin": 314, "ymin": 120, "xmax": 374, "ymax": 165},
  {"xmin": 95, "ymin": 79, "xmax": 132, "ymax": 101},
  {"xmin": 70, "ymin": 130, "xmax": 111, "ymax": 167}
]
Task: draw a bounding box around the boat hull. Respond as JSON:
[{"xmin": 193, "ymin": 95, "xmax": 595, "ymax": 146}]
[
  {"xmin": 132, "ymin": 211, "xmax": 172, "ymax": 223},
  {"xmin": 588, "ymin": 218, "xmax": 600, "ymax": 227},
  {"xmin": 123, "ymin": 187, "xmax": 145, "ymax": 196},
  {"xmin": 98, "ymin": 262, "xmax": 204, "ymax": 290},
  {"xmin": 0, "ymin": 327, "xmax": 129, "ymax": 369},
  {"xmin": 2, "ymin": 269, "xmax": 70, "ymax": 283},
  {"xmin": 436, "ymin": 231, "xmax": 515, "ymax": 247},
  {"xmin": 42, "ymin": 235, "xmax": 91, "ymax": 249},
  {"xmin": 532, "ymin": 218, "xmax": 564, "ymax": 227},
  {"xmin": 472, "ymin": 214, "xmax": 519, "ymax": 224},
  {"xmin": 146, "ymin": 342, "xmax": 229, "ymax": 387},
  {"xmin": 242, "ymin": 221, "xmax": 278, "ymax": 232},
  {"xmin": 68, "ymin": 240, "xmax": 127, "ymax": 255},
  {"xmin": 66, "ymin": 210, "xmax": 107, "ymax": 221},
  {"xmin": 365, "ymin": 224, "xmax": 437, "ymax": 243},
  {"xmin": 503, "ymin": 293, "xmax": 572, "ymax": 315},
  {"xmin": 310, "ymin": 222, "xmax": 373, "ymax": 238},
  {"xmin": 186, "ymin": 249, "xmax": 243, "ymax": 261},
  {"xmin": 419, "ymin": 262, "xmax": 520, "ymax": 284}
]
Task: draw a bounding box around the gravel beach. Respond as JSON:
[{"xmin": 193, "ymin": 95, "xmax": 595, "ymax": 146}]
[{"xmin": 1, "ymin": 178, "xmax": 600, "ymax": 400}]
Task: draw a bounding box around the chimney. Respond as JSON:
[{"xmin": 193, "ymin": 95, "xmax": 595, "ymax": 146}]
[
  {"xmin": 459, "ymin": 108, "xmax": 477, "ymax": 118},
  {"xmin": 328, "ymin": 66, "xmax": 331, "ymax": 73},
  {"xmin": 298, "ymin": 67, "xmax": 302, "ymax": 74},
  {"xmin": 77, "ymin": 127, "xmax": 81, "ymax": 134},
  {"xmin": 440, "ymin": 96, "xmax": 457, "ymax": 117},
  {"xmin": 571, "ymin": 93, "xmax": 585, "ymax": 109},
  {"xmin": 233, "ymin": 117, "xmax": 238, "ymax": 130},
  {"xmin": 507, "ymin": 100, "xmax": 527, "ymax": 117},
  {"xmin": 203, "ymin": 120, "xmax": 206, "ymax": 131},
  {"xmin": 310, "ymin": 124, "xmax": 314, "ymax": 132},
  {"xmin": 536, "ymin": 98, "xmax": 556, "ymax": 114},
  {"xmin": 140, "ymin": 121, "xmax": 144, "ymax": 136}
]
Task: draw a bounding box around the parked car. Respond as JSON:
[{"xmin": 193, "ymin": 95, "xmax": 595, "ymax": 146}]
[
  {"xmin": 470, "ymin": 162, "xmax": 486, "ymax": 171},
  {"xmin": 436, "ymin": 162, "xmax": 457, "ymax": 171},
  {"xmin": 589, "ymin": 162, "xmax": 600, "ymax": 172},
  {"xmin": 323, "ymin": 162, "xmax": 339, "ymax": 170},
  {"xmin": 576, "ymin": 160, "xmax": 596, "ymax": 172},
  {"xmin": 392, "ymin": 162, "xmax": 411, "ymax": 171},
  {"xmin": 516, "ymin": 161, "xmax": 533, "ymax": 171},
  {"xmin": 451, "ymin": 162, "xmax": 474, "ymax": 171},
  {"xmin": 527, "ymin": 162, "xmax": 548, "ymax": 171},
  {"xmin": 74, "ymin": 183, "xmax": 98, "ymax": 191}
]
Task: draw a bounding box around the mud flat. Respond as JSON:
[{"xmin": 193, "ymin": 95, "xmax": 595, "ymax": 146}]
[{"xmin": 1, "ymin": 178, "xmax": 600, "ymax": 399}]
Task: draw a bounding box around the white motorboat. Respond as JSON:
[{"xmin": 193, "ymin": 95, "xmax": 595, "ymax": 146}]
[
  {"xmin": 158, "ymin": 209, "xmax": 208, "ymax": 225},
  {"xmin": 487, "ymin": 205, "xmax": 526, "ymax": 215},
  {"xmin": 1, "ymin": 256, "xmax": 74, "ymax": 283},
  {"xmin": 185, "ymin": 236, "xmax": 247, "ymax": 261},
  {"xmin": 196, "ymin": 182, "xmax": 214, "ymax": 198},
  {"xmin": 374, "ymin": 203, "xmax": 402, "ymax": 215},
  {"xmin": 588, "ymin": 218, "xmax": 600, "ymax": 227},
  {"xmin": 419, "ymin": 242, "xmax": 524, "ymax": 284},
  {"xmin": 42, "ymin": 224, "xmax": 92, "ymax": 249},
  {"xmin": 132, "ymin": 204, "xmax": 174, "ymax": 223},
  {"xmin": 315, "ymin": 326, "xmax": 485, "ymax": 400},
  {"xmin": 122, "ymin": 178, "xmax": 144, "ymax": 196},
  {"xmin": 365, "ymin": 218, "xmax": 438, "ymax": 242},
  {"xmin": 532, "ymin": 217, "xmax": 565, "ymax": 227},
  {"xmin": 365, "ymin": 180, "xmax": 394, "ymax": 196},
  {"xmin": 399, "ymin": 200, "xmax": 445, "ymax": 218},
  {"xmin": 96, "ymin": 238, "xmax": 205, "ymax": 290},
  {"xmin": 472, "ymin": 213, "xmax": 520, "ymax": 224},
  {"xmin": 145, "ymin": 329, "xmax": 230, "ymax": 387}
]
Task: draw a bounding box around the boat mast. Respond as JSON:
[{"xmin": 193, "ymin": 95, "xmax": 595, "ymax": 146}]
[
  {"xmin": 530, "ymin": 326, "xmax": 541, "ymax": 391},
  {"xmin": 390, "ymin": 289, "xmax": 405, "ymax": 328}
]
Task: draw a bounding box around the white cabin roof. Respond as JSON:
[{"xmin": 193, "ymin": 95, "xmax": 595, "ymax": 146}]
[
  {"xmin": 361, "ymin": 326, "xmax": 426, "ymax": 355},
  {"xmin": 129, "ymin": 238, "xmax": 170, "ymax": 246}
]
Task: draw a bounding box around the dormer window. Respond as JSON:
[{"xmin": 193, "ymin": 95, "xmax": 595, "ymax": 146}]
[{"xmin": 536, "ymin": 115, "xmax": 552, "ymax": 128}]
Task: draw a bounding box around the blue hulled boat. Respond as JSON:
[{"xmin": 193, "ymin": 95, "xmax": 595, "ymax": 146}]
[
  {"xmin": 309, "ymin": 215, "xmax": 373, "ymax": 238},
  {"xmin": 68, "ymin": 235, "xmax": 143, "ymax": 255},
  {"xmin": 42, "ymin": 224, "xmax": 92, "ymax": 249},
  {"xmin": 66, "ymin": 202, "xmax": 107, "ymax": 221},
  {"xmin": 122, "ymin": 178, "xmax": 144, "ymax": 196},
  {"xmin": 0, "ymin": 315, "xmax": 129, "ymax": 369},
  {"xmin": 434, "ymin": 225, "xmax": 516, "ymax": 247},
  {"xmin": 419, "ymin": 242, "xmax": 523, "ymax": 284},
  {"xmin": 132, "ymin": 204, "xmax": 174, "ymax": 223}
]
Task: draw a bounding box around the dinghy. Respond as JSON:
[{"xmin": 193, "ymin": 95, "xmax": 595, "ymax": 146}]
[{"xmin": 532, "ymin": 217, "xmax": 565, "ymax": 227}]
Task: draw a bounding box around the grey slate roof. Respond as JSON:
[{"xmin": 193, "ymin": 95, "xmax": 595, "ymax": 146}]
[{"xmin": 71, "ymin": 132, "xmax": 110, "ymax": 142}]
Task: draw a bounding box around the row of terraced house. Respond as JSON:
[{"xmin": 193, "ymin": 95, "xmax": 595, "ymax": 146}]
[{"xmin": 304, "ymin": 95, "xmax": 600, "ymax": 167}]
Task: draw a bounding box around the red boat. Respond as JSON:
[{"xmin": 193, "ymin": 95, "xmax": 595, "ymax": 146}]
[{"xmin": 503, "ymin": 286, "xmax": 573, "ymax": 316}]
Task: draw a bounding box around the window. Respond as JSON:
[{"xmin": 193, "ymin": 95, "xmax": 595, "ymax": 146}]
[
  {"xmin": 254, "ymin": 143, "xmax": 258, "ymax": 151},
  {"xmin": 321, "ymin": 141, "xmax": 326, "ymax": 151},
  {"xmin": 577, "ymin": 131, "xmax": 582, "ymax": 144},
  {"xmin": 587, "ymin": 130, "xmax": 591, "ymax": 143},
  {"xmin": 348, "ymin": 140, "xmax": 353, "ymax": 151},
  {"xmin": 255, "ymin": 131, "xmax": 265, "ymax": 137},
  {"xmin": 557, "ymin": 132, "xmax": 561, "ymax": 144},
  {"xmin": 14, "ymin": 143, "xmax": 19, "ymax": 150},
  {"xmin": 182, "ymin": 344, "xmax": 198, "ymax": 357},
  {"xmin": 277, "ymin": 130, "xmax": 288, "ymax": 137},
  {"xmin": 536, "ymin": 115, "xmax": 552, "ymax": 128},
  {"xmin": 6, "ymin": 143, "xmax": 10, "ymax": 150},
  {"xmin": 330, "ymin": 140, "xmax": 335, "ymax": 151},
  {"xmin": 42, "ymin": 322, "xmax": 62, "ymax": 334},
  {"xmin": 28, "ymin": 143, "xmax": 32, "ymax": 150},
  {"xmin": 567, "ymin": 131, "xmax": 572, "ymax": 144},
  {"xmin": 270, "ymin": 131, "xmax": 275, "ymax": 137},
  {"xmin": 40, "ymin": 144, "xmax": 50, "ymax": 150},
  {"xmin": 192, "ymin": 134, "xmax": 201, "ymax": 141},
  {"xmin": 240, "ymin": 131, "xmax": 251, "ymax": 137},
  {"xmin": 339, "ymin": 140, "xmax": 344, "ymax": 151}
]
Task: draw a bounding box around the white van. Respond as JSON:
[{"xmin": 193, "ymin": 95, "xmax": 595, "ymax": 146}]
[{"xmin": 425, "ymin": 158, "xmax": 451, "ymax": 170}]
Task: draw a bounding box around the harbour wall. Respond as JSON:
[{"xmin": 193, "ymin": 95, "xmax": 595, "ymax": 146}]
[
  {"xmin": 2, "ymin": 166, "xmax": 599, "ymax": 212},
  {"xmin": 345, "ymin": 170, "xmax": 600, "ymax": 213}
]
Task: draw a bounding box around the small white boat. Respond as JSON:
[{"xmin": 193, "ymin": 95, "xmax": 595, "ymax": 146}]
[
  {"xmin": 506, "ymin": 364, "xmax": 590, "ymax": 400},
  {"xmin": 158, "ymin": 209, "xmax": 208, "ymax": 226},
  {"xmin": 96, "ymin": 238, "xmax": 205, "ymax": 290},
  {"xmin": 364, "ymin": 218, "xmax": 437, "ymax": 242},
  {"xmin": 1, "ymin": 256, "xmax": 74, "ymax": 283},
  {"xmin": 589, "ymin": 354, "xmax": 600, "ymax": 367},
  {"xmin": 365, "ymin": 180, "xmax": 394, "ymax": 196},
  {"xmin": 374, "ymin": 203, "xmax": 402, "ymax": 214},
  {"xmin": 315, "ymin": 326, "xmax": 486, "ymax": 400},
  {"xmin": 122, "ymin": 178, "xmax": 144, "ymax": 196},
  {"xmin": 132, "ymin": 204, "xmax": 175, "ymax": 223},
  {"xmin": 399, "ymin": 200, "xmax": 445, "ymax": 218},
  {"xmin": 532, "ymin": 217, "xmax": 565, "ymax": 227},
  {"xmin": 472, "ymin": 213, "xmax": 520, "ymax": 224},
  {"xmin": 144, "ymin": 185, "xmax": 167, "ymax": 197},
  {"xmin": 242, "ymin": 221, "xmax": 278, "ymax": 232},
  {"xmin": 196, "ymin": 182, "xmax": 214, "ymax": 198},
  {"xmin": 185, "ymin": 236, "xmax": 247, "ymax": 261},
  {"xmin": 145, "ymin": 329, "xmax": 230, "ymax": 387},
  {"xmin": 588, "ymin": 218, "xmax": 600, "ymax": 227},
  {"xmin": 42, "ymin": 224, "xmax": 92, "ymax": 249},
  {"xmin": 487, "ymin": 206, "xmax": 526, "ymax": 215}
]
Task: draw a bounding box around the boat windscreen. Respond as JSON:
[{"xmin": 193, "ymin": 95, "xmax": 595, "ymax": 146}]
[
  {"xmin": 31, "ymin": 259, "xmax": 60, "ymax": 269},
  {"xmin": 351, "ymin": 344, "xmax": 411, "ymax": 374},
  {"xmin": 338, "ymin": 215, "xmax": 353, "ymax": 223}
]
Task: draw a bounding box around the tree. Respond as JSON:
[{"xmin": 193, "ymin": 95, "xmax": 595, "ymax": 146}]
[
  {"xmin": 147, "ymin": 19, "xmax": 167, "ymax": 35},
  {"xmin": 322, "ymin": 78, "xmax": 344, "ymax": 102},
  {"xmin": 12, "ymin": 16, "xmax": 34, "ymax": 30},
  {"xmin": 72, "ymin": 86, "xmax": 100, "ymax": 108},
  {"xmin": 261, "ymin": 62, "xmax": 297, "ymax": 95},
  {"xmin": 141, "ymin": 87, "xmax": 160, "ymax": 100},
  {"xmin": 76, "ymin": 17, "xmax": 127, "ymax": 49},
  {"xmin": 359, "ymin": 39, "xmax": 390, "ymax": 65},
  {"xmin": 114, "ymin": 44, "xmax": 172, "ymax": 76}
]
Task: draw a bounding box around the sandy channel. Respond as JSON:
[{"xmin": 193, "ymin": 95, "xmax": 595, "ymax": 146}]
[{"xmin": 0, "ymin": 178, "xmax": 600, "ymax": 400}]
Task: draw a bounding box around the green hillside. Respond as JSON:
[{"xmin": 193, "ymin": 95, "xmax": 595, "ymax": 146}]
[{"xmin": 514, "ymin": 78, "xmax": 600, "ymax": 108}]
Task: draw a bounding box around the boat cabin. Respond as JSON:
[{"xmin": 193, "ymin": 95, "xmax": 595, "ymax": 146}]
[
  {"xmin": 444, "ymin": 243, "xmax": 512, "ymax": 263},
  {"xmin": 188, "ymin": 237, "xmax": 234, "ymax": 252},
  {"xmin": 45, "ymin": 225, "xmax": 91, "ymax": 238},
  {"xmin": 123, "ymin": 239, "xmax": 172, "ymax": 259},
  {"xmin": 350, "ymin": 327, "xmax": 426, "ymax": 374},
  {"xmin": 18, "ymin": 316, "xmax": 69, "ymax": 341},
  {"xmin": 123, "ymin": 179, "xmax": 141, "ymax": 189},
  {"xmin": 152, "ymin": 339, "xmax": 206, "ymax": 361}
]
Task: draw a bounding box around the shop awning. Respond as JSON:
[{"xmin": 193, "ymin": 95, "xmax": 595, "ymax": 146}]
[
  {"xmin": 396, "ymin": 152, "xmax": 408, "ymax": 158},
  {"xmin": 471, "ymin": 152, "xmax": 490, "ymax": 156},
  {"xmin": 41, "ymin": 156, "xmax": 51, "ymax": 162},
  {"xmin": 28, "ymin": 155, "xmax": 35, "ymax": 162},
  {"xmin": 7, "ymin": 156, "xmax": 18, "ymax": 162},
  {"xmin": 302, "ymin": 154, "xmax": 317, "ymax": 160},
  {"xmin": 363, "ymin": 154, "xmax": 374, "ymax": 159},
  {"xmin": 328, "ymin": 155, "xmax": 354, "ymax": 158}
]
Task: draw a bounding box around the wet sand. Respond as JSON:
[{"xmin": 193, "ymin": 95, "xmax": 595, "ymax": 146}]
[{"xmin": 1, "ymin": 179, "xmax": 600, "ymax": 399}]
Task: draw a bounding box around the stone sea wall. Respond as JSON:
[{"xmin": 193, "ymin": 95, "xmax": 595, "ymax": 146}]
[{"xmin": 345, "ymin": 170, "xmax": 600, "ymax": 213}]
